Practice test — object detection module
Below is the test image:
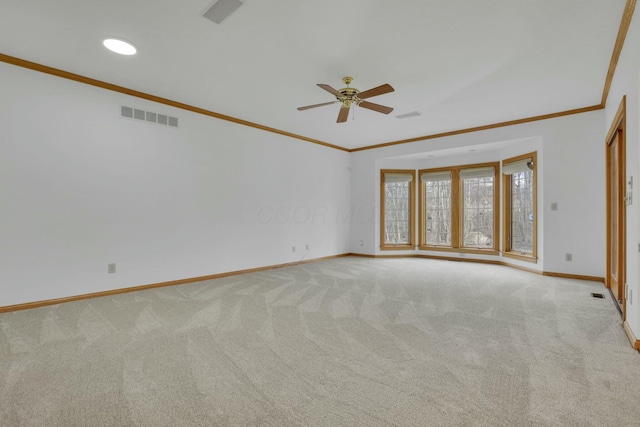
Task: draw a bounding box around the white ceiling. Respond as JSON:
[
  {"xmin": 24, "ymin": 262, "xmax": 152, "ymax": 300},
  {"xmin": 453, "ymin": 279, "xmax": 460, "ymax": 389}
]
[{"xmin": 0, "ymin": 0, "xmax": 628, "ymax": 150}]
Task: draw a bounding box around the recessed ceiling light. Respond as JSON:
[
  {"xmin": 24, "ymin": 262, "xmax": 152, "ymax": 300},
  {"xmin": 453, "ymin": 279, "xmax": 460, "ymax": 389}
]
[{"xmin": 103, "ymin": 38, "xmax": 137, "ymax": 55}]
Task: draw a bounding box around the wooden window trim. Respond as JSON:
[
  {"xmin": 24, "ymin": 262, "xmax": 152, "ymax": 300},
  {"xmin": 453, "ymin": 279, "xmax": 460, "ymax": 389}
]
[
  {"xmin": 418, "ymin": 161, "xmax": 500, "ymax": 252},
  {"xmin": 502, "ymin": 152, "xmax": 538, "ymax": 262},
  {"xmin": 380, "ymin": 169, "xmax": 416, "ymax": 250},
  {"xmin": 418, "ymin": 166, "xmax": 454, "ymax": 250}
]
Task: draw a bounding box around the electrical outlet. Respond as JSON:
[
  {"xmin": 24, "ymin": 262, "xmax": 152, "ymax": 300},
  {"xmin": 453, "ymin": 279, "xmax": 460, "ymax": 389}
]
[
  {"xmin": 292, "ymin": 246, "xmax": 296, "ymax": 253},
  {"xmin": 551, "ymin": 202, "xmax": 558, "ymax": 211},
  {"xmin": 305, "ymin": 244, "xmax": 309, "ymax": 250},
  {"xmin": 108, "ymin": 263, "xmax": 116, "ymax": 274},
  {"xmin": 565, "ymin": 253, "xmax": 572, "ymax": 262},
  {"xmin": 359, "ymin": 240, "xmax": 364, "ymax": 246}
]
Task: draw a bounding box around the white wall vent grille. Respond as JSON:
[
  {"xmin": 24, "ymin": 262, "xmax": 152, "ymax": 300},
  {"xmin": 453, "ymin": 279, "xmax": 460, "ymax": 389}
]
[
  {"xmin": 121, "ymin": 106, "xmax": 179, "ymax": 128},
  {"xmin": 121, "ymin": 106, "xmax": 133, "ymax": 118},
  {"xmin": 133, "ymin": 108, "xmax": 145, "ymax": 120}
]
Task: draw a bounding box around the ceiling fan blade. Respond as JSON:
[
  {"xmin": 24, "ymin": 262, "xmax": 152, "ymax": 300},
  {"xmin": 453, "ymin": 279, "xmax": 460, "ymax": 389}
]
[
  {"xmin": 297, "ymin": 101, "xmax": 336, "ymax": 111},
  {"xmin": 357, "ymin": 83, "xmax": 394, "ymax": 100},
  {"xmin": 317, "ymin": 84, "xmax": 343, "ymax": 98},
  {"xmin": 358, "ymin": 100, "xmax": 394, "ymax": 115},
  {"xmin": 337, "ymin": 105, "xmax": 350, "ymax": 123}
]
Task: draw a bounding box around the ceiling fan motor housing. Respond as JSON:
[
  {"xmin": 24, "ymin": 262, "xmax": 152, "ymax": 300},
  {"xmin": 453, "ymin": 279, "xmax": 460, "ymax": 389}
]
[{"xmin": 338, "ymin": 88, "xmax": 360, "ymax": 107}]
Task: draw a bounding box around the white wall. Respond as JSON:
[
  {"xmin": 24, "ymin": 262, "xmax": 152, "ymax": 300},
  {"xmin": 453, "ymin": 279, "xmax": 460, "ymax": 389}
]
[
  {"xmin": 0, "ymin": 31, "xmax": 628, "ymax": 333},
  {"xmin": 0, "ymin": 62, "xmax": 351, "ymax": 307},
  {"xmin": 349, "ymin": 110, "xmax": 605, "ymax": 277},
  {"xmin": 606, "ymin": 8, "xmax": 640, "ymax": 338}
]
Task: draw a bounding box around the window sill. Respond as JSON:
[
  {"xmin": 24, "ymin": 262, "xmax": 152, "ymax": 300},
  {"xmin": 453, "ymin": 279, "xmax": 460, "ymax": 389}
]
[
  {"xmin": 380, "ymin": 244, "xmax": 415, "ymax": 251},
  {"xmin": 502, "ymin": 252, "xmax": 538, "ymax": 263},
  {"xmin": 418, "ymin": 246, "xmax": 499, "ymax": 256}
]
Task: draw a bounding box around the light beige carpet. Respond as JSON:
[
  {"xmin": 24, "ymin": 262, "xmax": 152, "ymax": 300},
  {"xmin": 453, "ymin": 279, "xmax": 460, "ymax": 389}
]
[{"xmin": 1, "ymin": 257, "xmax": 639, "ymax": 426}]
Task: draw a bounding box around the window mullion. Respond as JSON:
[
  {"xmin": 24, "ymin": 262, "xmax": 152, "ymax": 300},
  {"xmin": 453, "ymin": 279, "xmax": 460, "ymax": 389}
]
[{"xmin": 451, "ymin": 169, "xmax": 461, "ymax": 249}]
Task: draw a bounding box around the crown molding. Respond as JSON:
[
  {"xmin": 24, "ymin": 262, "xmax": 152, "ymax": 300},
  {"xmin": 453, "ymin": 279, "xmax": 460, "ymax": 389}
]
[
  {"xmin": 0, "ymin": 0, "xmax": 635, "ymax": 154},
  {"xmin": 601, "ymin": 0, "xmax": 637, "ymax": 107},
  {"xmin": 0, "ymin": 53, "xmax": 348, "ymax": 153},
  {"xmin": 349, "ymin": 105, "xmax": 603, "ymax": 152}
]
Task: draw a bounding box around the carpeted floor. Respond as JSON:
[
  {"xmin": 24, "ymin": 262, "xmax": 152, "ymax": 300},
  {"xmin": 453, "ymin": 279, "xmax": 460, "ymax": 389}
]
[{"xmin": 1, "ymin": 257, "xmax": 639, "ymax": 426}]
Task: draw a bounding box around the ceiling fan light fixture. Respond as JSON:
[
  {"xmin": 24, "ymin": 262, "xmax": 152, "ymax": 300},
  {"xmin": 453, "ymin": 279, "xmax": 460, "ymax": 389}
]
[{"xmin": 102, "ymin": 38, "xmax": 137, "ymax": 55}]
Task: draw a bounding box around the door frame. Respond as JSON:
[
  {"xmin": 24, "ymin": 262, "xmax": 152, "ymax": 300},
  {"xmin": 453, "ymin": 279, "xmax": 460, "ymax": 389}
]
[{"xmin": 605, "ymin": 96, "xmax": 627, "ymax": 320}]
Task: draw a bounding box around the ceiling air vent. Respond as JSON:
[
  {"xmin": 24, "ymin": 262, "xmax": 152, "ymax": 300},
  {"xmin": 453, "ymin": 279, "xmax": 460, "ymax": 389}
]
[
  {"xmin": 203, "ymin": 0, "xmax": 243, "ymax": 24},
  {"xmin": 121, "ymin": 106, "xmax": 179, "ymax": 128},
  {"xmin": 396, "ymin": 111, "xmax": 421, "ymax": 119}
]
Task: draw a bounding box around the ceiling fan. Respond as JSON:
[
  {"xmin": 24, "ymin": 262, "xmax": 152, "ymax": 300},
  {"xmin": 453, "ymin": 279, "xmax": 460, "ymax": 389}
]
[{"xmin": 297, "ymin": 76, "xmax": 394, "ymax": 123}]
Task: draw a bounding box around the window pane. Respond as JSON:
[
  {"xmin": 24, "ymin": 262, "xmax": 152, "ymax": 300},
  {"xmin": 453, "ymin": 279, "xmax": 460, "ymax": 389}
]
[
  {"xmin": 510, "ymin": 171, "xmax": 534, "ymax": 253},
  {"xmin": 384, "ymin": 181, "xmax": 410, "ymax": 244},
  {"xmin": 463, "ymin": 176, "xmax": 494, "ymax": 248},
  {"xmin": 425, "ymin": 178, "xmax": 452, "ymax": 246}
]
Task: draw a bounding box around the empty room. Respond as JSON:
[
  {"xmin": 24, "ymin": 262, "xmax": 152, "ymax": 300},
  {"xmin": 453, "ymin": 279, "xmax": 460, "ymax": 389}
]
[{"xmin": 2, "ymin": 0, "xmax": 640, "ymax": 425}]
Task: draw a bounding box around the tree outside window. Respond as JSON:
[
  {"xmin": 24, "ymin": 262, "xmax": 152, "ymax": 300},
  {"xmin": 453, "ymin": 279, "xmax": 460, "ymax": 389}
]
[
  {"xmin": 419, "ymin": 163, "xmax": 499, "ymax": 253},
  {"xmin": 502, "ymin": 153, "xmax": 537, "ymax": 261},
  {"xmin": 380, "ymin": 170, "xmax": 415, "ymax": 249}
]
